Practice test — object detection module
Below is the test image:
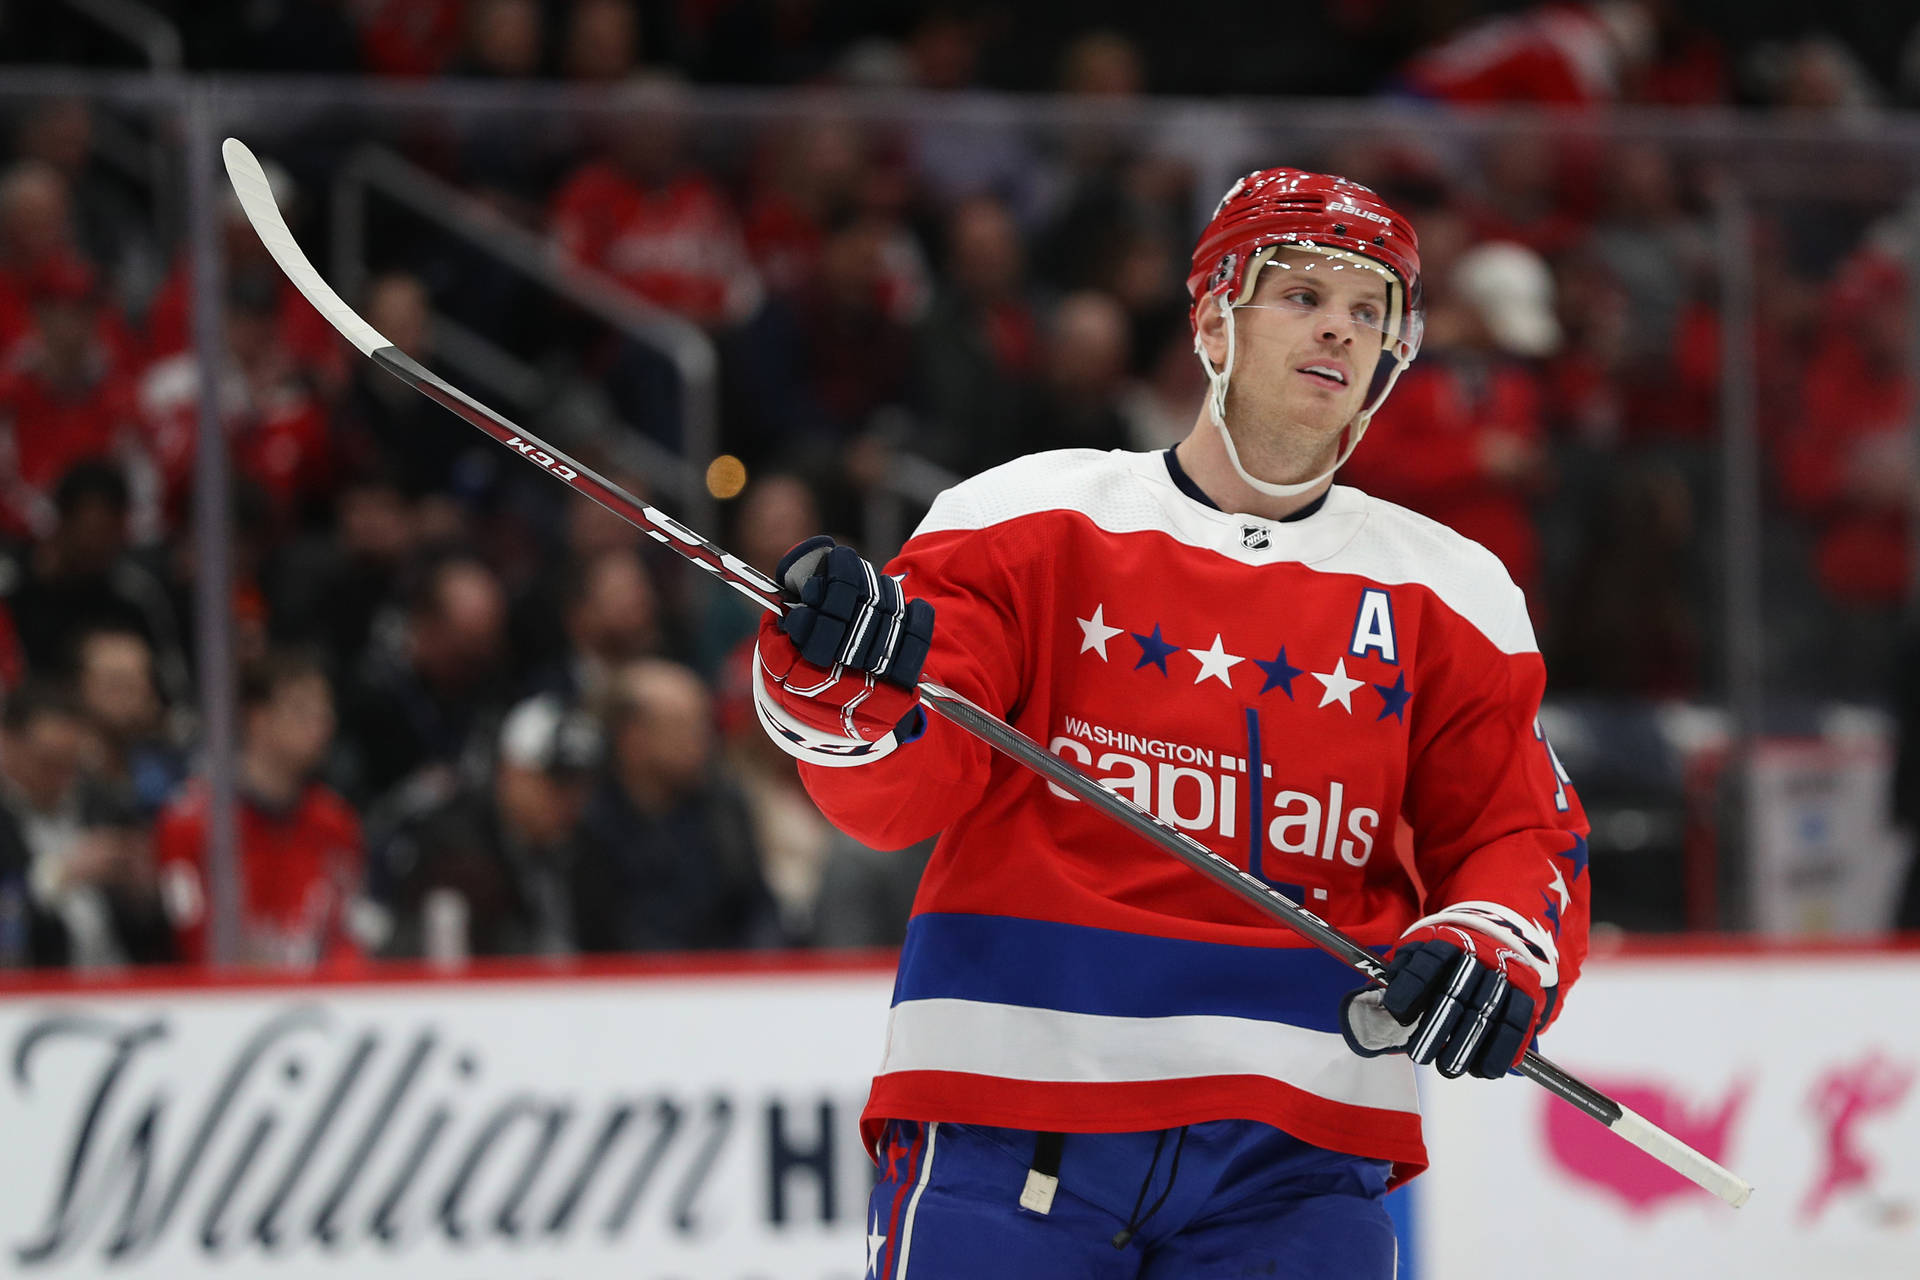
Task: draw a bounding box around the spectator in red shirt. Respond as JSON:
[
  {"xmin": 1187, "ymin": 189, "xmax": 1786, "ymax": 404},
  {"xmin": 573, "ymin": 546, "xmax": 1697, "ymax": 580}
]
[
  {"xmin": 353, "ymin": 0, "xmax": 467, "ymax": 77},
  {"xmin": 1775, "ymin": 249, "xmax": 1916, "ymax": 607},
  {"xmin": 0, "ymin": 255, "xmax": 147, "ymax": 541},
  {"xmin": 742, "ymin": 114, "xmax": 874, "ymax": 299},
  {"xmin": 1342, "ymin": 241, "xmax": 1555, "ymax": 597},
  {"xmin": 139, "ymin": 273, "xmax": 335, "ymax": 531},
  {"xmin": 13, "ymin": 98, "xmax": 156, "ymax": 295},
  {"xmin": 141, "ymin": 159, "xmax": 346, "ymax": 393},
  {"xmin": 0, "ymin": 161, "xmax": 134, "ymax": 370},
  {"xmin": 1400, "ymin": 2, "xmax": 1654, "ymax": 106},
  {"xmin": 0, "ymin": 162, "xmax": 69, "ymax": 358},
  {"xmin": 156, "ymin": 650, "xmax": 366, "ymax": 968},
  {"xmin": 549, "ymin": 83, "xmax": 761, "ymax": 329}
]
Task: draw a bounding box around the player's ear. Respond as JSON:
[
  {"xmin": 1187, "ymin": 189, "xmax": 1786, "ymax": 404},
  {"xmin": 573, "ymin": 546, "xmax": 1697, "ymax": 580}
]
[{"xmin": 1194, "ymin": 293, "xmax": 1229, "ymax": 368}]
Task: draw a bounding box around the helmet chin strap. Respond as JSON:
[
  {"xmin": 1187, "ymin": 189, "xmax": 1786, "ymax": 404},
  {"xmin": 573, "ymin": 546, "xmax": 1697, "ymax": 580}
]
[{"xmin": 1197, "ymin": 301, "xmax": 1374, "ymax": 500}]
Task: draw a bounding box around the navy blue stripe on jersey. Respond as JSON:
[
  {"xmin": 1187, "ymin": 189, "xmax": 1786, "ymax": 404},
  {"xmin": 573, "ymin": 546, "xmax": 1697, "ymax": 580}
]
[{"xmin": 892, "ymin": 912, "xmax": 1382, "ymax": 1034}]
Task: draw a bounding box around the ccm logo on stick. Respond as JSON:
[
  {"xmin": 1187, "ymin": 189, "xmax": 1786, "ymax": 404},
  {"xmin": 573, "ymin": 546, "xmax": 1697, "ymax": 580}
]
[{"xmin": 504, "ymin": 437, "xmax": 579, "ymax": 480}]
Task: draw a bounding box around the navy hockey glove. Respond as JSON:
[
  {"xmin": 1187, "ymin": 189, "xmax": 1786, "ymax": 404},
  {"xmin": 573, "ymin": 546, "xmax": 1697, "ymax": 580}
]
[
  {"xmin": 1340, "ymin": 917, "xmax": 1555, "ymax": 1080},
  {"xmin": 752, "ymin": 536, "xmax": 936, "ymax": 766}
]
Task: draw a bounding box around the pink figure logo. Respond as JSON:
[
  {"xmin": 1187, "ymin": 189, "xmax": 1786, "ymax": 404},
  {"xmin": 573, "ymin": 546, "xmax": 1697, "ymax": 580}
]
[
  {"xmin": 1542, "ymin": 1075, "xmax": 1750, "ymax": 1213},
  {"xmin": 1800, "ymin": 1050, "xmax": 1915, "ymax": 1224}
]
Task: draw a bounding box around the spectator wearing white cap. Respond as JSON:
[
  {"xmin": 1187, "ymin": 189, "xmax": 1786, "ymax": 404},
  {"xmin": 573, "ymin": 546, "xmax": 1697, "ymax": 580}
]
[{"xmin": 373, "ymin": 692, "xmax": 603, "ymax": 962}]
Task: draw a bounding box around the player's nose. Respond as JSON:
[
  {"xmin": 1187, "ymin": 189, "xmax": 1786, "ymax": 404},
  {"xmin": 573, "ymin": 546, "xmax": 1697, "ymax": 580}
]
[{"xmin": 1318, "ymin": 316, "xmax": 1356, "ymax": 343}]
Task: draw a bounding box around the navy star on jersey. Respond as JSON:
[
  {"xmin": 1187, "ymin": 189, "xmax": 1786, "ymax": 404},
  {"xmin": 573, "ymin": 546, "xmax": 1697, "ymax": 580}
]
[
  {"xmin": 1373, "ymin": 672, "xmax": 1412, "ymax": 722},
  {"xmin": 1254, "ymin": 647, "xmax": 1304, "ymax": 698},
  {"xmin": 1131, "ymin": 624, "xmax": 1179, "ymax": 675},
  {"xmin": 1554, "ymin": 833, "xmax": 1590, "ymax": 878}
]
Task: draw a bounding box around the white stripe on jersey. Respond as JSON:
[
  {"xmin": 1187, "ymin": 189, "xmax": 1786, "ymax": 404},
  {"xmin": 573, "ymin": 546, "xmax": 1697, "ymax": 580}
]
[
  {"xmin": 878, "ymin": 998, "xmax": 1419, "ymax": 1115},
  {"xmin": 914, "ymin": 448, "xmax": 1536, "ymax": 656}
]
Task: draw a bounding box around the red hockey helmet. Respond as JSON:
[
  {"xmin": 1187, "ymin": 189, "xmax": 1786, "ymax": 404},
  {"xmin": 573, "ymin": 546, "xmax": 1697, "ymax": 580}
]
[
  {"xmin": 1186, "ymin": 168, "xmax": 1425, "ymax": 496},
  {"xmin": 1188, "ymin": 167, "xmax": 1423, "ymax": 361}
]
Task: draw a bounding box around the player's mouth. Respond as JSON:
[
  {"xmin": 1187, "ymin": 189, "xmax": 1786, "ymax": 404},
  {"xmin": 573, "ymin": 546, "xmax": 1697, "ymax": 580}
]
[{"xmin": 1296, "ymin": 362, "xmax": 1349, "ymax": 387}]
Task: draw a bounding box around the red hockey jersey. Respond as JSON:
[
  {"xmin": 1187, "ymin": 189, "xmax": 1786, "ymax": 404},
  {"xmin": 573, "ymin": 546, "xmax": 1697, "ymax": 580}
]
[{"xmin": 793, "ymin": 448, "xmax": 1590, "ymax": 1184}]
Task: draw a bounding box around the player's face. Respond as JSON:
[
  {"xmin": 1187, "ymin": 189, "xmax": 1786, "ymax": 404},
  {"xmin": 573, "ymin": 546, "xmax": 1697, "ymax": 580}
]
[{"xmin": 1221, "ymin": 249, "xmax": 1389, "ymax": 463}]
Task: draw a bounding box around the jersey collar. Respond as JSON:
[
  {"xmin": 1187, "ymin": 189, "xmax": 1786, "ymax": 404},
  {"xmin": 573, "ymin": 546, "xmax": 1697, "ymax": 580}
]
[
  {"xmin": 1161, "ymin": 447, "xmax": 1329, "ymax": 522},
  {"xmin": 1133, "ymin": 450, "xmax": 1366, "ymax": 567}
]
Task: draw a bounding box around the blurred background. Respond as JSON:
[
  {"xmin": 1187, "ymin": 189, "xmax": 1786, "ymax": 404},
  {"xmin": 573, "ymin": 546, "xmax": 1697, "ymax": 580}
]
[{"xmin": 0, "ymin": 2, "xmax": 1918, "ymax": 1275}]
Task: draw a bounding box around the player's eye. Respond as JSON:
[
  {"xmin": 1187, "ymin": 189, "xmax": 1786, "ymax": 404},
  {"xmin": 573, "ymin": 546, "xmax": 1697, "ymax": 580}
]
[
  {"xmin": 1281, "ymin": 288, "xmax": 1317, "ymax": 309},
  {"xmin": 1353, "ymin": 302, "xmax": 1383, "ymax": 326}
]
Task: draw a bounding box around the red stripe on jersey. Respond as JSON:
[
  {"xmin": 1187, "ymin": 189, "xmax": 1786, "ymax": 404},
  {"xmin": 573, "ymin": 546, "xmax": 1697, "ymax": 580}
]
[{"xmin": 862, "ymin": 1072, "xmax": 1428, "ymax": 1188}]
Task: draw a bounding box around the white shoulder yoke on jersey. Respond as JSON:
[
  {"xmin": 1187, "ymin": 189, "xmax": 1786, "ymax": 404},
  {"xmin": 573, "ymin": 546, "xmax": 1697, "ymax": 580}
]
[{"xmin": 916, "ymin": 448, "xmax": 1537, "ymax": 657}]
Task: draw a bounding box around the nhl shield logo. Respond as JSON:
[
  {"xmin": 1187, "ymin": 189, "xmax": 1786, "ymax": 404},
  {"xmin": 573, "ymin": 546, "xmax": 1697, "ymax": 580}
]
[{"xmin": 1241, "ymin": 524, "xmax": 1271, "ymax": 550}]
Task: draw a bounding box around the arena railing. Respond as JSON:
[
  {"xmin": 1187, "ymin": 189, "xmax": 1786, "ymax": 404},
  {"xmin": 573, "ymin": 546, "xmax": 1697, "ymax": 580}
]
[{"xmin": 329, "ymin": 144, "xmax": 711, "ymax": 516}]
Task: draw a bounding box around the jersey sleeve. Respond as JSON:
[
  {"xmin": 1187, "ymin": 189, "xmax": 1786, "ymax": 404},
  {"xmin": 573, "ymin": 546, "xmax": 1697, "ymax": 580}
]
[
  {"xmin": 793, "ymin": 486, "xmax": 1030, "ymax": 852},
  {"xmin": 1401, "ymin": 578, "xmax": 1591, "ymax": 1027}
]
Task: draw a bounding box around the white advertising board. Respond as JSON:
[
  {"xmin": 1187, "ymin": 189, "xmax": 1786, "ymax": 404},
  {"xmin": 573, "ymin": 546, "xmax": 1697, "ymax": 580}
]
[
  {"xmin": 1747, "ymin": 729, "xmax": 1913, "ymax": 936},
  {"xmin": 6, "ymin": 946, "xmax": 1918, "ymax": 1280},
  {"xmin": 1419, "ymin": 947, "xmax": 1920, "ymax": 1280},
  {"xmin": 0, "ymin": 962, "xmax": 897, "ymax": 1280}
]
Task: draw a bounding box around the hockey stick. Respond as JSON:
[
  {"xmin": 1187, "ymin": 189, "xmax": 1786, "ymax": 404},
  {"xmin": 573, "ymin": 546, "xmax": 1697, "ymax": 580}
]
[{"xmin": 221, "ymin": 137, "xmax": 1752, "ymax": 1208}]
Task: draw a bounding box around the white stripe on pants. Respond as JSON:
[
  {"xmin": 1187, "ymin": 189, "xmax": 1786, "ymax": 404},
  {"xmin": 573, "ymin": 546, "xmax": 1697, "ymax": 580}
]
[{"xmin": 893, "ymin": 1121, "xmax": 939, "ymax": 1279}]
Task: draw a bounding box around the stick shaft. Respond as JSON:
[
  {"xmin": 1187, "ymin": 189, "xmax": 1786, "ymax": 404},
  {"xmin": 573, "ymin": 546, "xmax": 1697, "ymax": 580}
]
[{"xmin": 221, "ymin": 136, "xmax": 1753, "ymax": 1209}]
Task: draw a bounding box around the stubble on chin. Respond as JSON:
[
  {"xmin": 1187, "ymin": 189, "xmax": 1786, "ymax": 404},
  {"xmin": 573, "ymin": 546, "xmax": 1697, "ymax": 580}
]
[{"xmin": 1221, "ymin": 385, "xmax": 1353, "ymax": 482}]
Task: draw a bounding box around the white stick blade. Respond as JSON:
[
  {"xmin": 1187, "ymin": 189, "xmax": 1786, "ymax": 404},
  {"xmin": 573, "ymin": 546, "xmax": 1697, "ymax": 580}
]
[{"xmin": 219, "ymin": 137, "xmax": 388, "ymax": 357}]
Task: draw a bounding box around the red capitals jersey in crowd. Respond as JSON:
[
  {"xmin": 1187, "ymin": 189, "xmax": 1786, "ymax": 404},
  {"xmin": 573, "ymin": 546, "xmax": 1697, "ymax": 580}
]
[
  {"xmin": 155, "ymin": 780, "xmax": 365, "ymax": 966},
  {"xmin": 0, "ymin": 349, "xmax": 140, "ymax": 538},
  {"xmin": 800, "ymin": 449, "xmax": 1591, "ymax": 1184},
  {"xmin": 142, "ymin": 260, "xmax": 348, "ymax": 390},
  {"xmin": 1776, "ymin": 334, "xmax": 1917, "ymax": 606},
  {"xmin": 138, "ymin": 352, "xmax": 333, "ymax": 519},
  {"xmin": 1403, "ymin": 4, "xmax": 1621, "ymax": 105},
  {"xmin": 549, "ymin": 165, "xmax": 759, "ymax": 327}
]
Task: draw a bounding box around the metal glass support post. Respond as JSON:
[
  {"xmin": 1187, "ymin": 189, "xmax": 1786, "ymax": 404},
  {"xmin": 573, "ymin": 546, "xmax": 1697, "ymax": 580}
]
[
  {"xmin": 185, "ymin": 84, "xmax": 242, "ymax": 967},
  {"xmin": 1714, "ymin": 180, "xmax": 1763, "ymax": 931}
]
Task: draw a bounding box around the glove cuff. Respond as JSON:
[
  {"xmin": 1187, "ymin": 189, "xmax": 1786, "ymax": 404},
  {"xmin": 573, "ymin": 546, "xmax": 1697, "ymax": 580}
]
[
  {"xmin": 1339, "ymin": 987, "xmax": 1413, "ymax": 1059},
  {"xmin": 1401, "ymin": 901, "xmax": 1559, "ymax": 990},
  {"xmin": 751, "ymin": 640, "xmax": 912, "ymax": 768}
]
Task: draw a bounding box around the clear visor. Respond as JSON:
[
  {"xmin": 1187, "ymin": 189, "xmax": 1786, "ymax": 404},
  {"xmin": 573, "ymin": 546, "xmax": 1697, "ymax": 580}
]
[{"xmin": 1230, "ymin": 246, "xmax": 1413, "ymax": 355}]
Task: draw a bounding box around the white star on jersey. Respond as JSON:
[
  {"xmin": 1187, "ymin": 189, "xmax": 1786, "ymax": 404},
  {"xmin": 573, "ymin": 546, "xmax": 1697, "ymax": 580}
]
[
  {"xmin": 1187, "ymin": 634, "xmax": 1245, "ymax": 687},
  {"xmin": 1312, "ymin": 657, "xmax": 1365, "ymax": 712},
  {"xmin": 1076, "ymin": 604, "xmax": 1124, "ymax": 659},
  {"xmin": 1547, "ymin": 863, "xmax": 1570, "ymax": 912},
  {"xmin": 867, "ymin": 1215, "xmax": 886, "ymax": 1275}
]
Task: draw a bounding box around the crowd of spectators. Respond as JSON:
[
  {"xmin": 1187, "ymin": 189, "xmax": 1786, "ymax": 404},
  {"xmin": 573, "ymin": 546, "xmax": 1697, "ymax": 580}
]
[
  {"xmin": 9, "ymin": 0, "xmax": 1920, "ymax": 109},
  {"xmin": 1, "ymin": 1, "xmax": 1918, "ymax": 966}
]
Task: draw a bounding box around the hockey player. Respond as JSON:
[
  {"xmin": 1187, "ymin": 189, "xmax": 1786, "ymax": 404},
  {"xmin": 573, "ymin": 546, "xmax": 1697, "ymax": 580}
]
[{"xmin": 753, "ymin": 168, "xmax": 1591, "ymax": 1278}]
